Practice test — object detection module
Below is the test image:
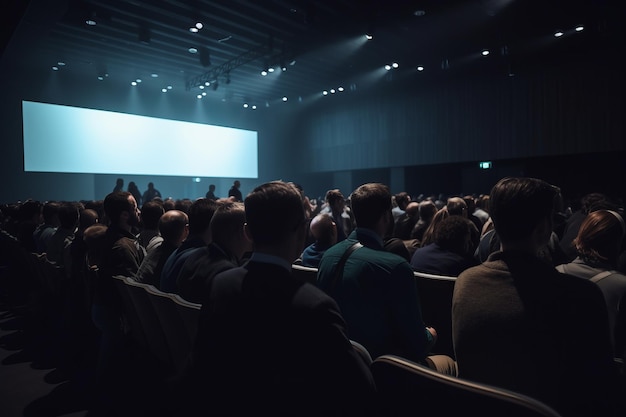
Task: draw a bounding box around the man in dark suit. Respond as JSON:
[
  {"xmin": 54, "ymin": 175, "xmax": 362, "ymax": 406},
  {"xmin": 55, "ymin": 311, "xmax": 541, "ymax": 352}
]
[
  {"xmin": 227, "ymin": 179, "xmax": 243, "ymax": 202},
  {"xmin": 184, "ymin": 181, "xmax": 376, "ymax": 416}
]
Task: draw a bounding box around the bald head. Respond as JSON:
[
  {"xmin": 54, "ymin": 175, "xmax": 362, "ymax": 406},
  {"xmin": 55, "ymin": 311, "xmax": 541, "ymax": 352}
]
[
  {"xmin": 447, "ymin": 197, "xmax": 468, "ymax": 217},
  {"xmin": 310, "ymin": 213, "xmax": 337, "ymax": 247},
  {"xmin": 158, "ymin": 209, "xmax": 189, "ymax": 245},
  {"xmin": 404, "ymin": 202, "xmax": 419, "ymax": 218}
]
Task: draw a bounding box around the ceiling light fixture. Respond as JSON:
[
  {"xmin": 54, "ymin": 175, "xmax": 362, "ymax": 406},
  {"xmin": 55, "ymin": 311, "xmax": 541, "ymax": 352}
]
[
  {"xmin": 195, "ymin": 22, "xmax": 203, "ymax": 30},
  {"xmin": 481, "ymin": 49, "xmax": 490, "ymax": 56},
  {"xmin": 417, "ymin": 66, "xmax": 424, "ymax": 71},
  {"xmin": 554, "ymin": 31, "xmax": 563, "ymax": 37},
  {"xmin": 575, "ymin": 25, "xmax": 584, "ymax": 32},
  {"xmin": 188, "ymin": 47, "xmax": 198, "ymax": 54},
  {"xmin": 189, "ymin": 27, "xmax": 198, "ymax": 33}
]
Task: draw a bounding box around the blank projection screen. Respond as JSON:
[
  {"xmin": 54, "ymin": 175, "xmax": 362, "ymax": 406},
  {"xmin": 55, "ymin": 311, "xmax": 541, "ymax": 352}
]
[{"xmin": 22, "ymin": 100, "xmax": 258, "ymax": 178}]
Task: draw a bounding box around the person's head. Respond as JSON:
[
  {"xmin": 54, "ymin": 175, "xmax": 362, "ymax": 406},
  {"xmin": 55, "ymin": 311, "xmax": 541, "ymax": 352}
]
[
  {"xmin": 573, "ymin": 210, "xmax": 625, "ymax": 265},
  {"xmin": 210, "ymin": 201, "xmax": 251, "ymax": 258},
  {"xmin": 394, "ymin": 192, "xmax": 411, "ymax": 210},
  {"xmin": 209, "ymin": 184, "xmax": 216, "ymax": 192},
  {"xmin": 489, "ymin": 177, "xmax": 560, "ymax": 245},
  {"xmin": 147, "ymin": 182, "xmax": 154, "ymax": 190},
  {"xmin": 158, "ymin": 209, "xmax": 189, "ymax": 245},
  {"xmin": 309, "ymin": 213, "xmax": 337, "ymax": 247},
  {"xmin": 434, "ymin": 215, "xmax": 480, "ymax": 257},
  {"xmin": 78, "ymin": 208, "xmax": 99, "ymax": 231},
  {"xmin": 104, "ymin": 191, "xmax": 140, "ymax": 229},
  {"xmin": 350, "ymin": 183, "xmax": 393, "ymax": 232},
  {"xmin": 18, "ymin": 200, "xmax": 43, "ymax": 223},
  {"xmin": 325, "ymin": 189, "xmax": 345, "ymax": 214},
  {"xmin": 57, "ymin": 201, "xmax": 80, "ymax": 230},
  {"xmin": 128, "ymin": 181, "xmax": 138, "ymax": 191},
  {"xmin": 163, "ymin": 198, "xmax": 176, "ymax": 212},
  {"xmin": 421, "ymin": 207, "xmax": 450, "ymax": 247},
  {"xmin": 580, "ymin": 192, "xmax": 611, "ymax": 214},
  {"xmin": 41, "ymin": 201, "xmax": 61, "ymax": 226},
  {"xmin": 244, "ymin": 181, "xmax": 306, "ymax": 259},
  {"xmin": 83, "ymin": 223, "xmax": 108, "ymax": 267},
  {"xmin": 140, "ymin": 200, "xmax": 165, "ymax": 230},
  {"xmin": 418, "ymin": 200, "xmax": 437, "ymax": 221},
  {"xmin": 234, "ymin": 180, "xmax": 241, "ymax": 189},
  {"xmin": 116, "ymin": 178, "xmax": 123, "ymax": 187},
  {"xmin": 446, "ymin": 197, "xmax": 468, "ymax": 218},
  {"xmin": 175, "ymin": 198, "xmax": 193, "ymax": 214},
  {"xmin": 187, "ymin": 198, "xmax": 219, "ymax": 240},
  {"xmin": 404, "ymin": 201, "xmax": 420, "ymax": 218},
  {"xmin": 463, "ymin": 195, "xmax": 477, "ymax": 214}
]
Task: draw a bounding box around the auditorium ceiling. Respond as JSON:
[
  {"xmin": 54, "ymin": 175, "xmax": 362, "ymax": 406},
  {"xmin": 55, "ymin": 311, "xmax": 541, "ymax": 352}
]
[{"xmin": 2, "ymin": 0, "xmax": 622, "ymax": 109}]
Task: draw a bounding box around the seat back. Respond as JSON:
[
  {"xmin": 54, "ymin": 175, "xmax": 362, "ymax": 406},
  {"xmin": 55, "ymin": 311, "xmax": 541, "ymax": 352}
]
[
  {"xmin": 371, "ymin": 355, "xmax": 563, "ymax": 417},
  {"xmin": 291, "ymin": 264, "xmax": 318, "ymax": 285},
  {"xmin": 144, "ymin": 285, "xmax": 194, "ymax": 373},
  {"xmin": 123, "ymin": 277, "xmax": 173, "ymax": 372},
  {"xmin": 171, "ymin": 293, "xmax": 201, "ymax": 345},
  {"xmin": 350, "ymin": 339, "xmax": 373, "ymax": 365},
  {"xmin": 413, "ymin": 271, "xmax": 456, "ymax": 358},
  {"xmin": 111, "ymin": 274, "xmax": 149, "ymax": 351}
]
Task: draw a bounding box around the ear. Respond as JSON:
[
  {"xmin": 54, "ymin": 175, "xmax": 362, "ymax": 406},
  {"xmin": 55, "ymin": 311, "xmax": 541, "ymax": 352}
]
[{"xmin": 243, "ymin": 222, "xmax": 253, "ymax": 242}]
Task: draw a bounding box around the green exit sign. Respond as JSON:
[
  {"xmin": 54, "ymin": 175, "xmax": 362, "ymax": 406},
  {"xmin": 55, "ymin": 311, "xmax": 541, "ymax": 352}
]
[{"xmin": 479, "ymin": 161, "xmax": 492, "ymax": 169}]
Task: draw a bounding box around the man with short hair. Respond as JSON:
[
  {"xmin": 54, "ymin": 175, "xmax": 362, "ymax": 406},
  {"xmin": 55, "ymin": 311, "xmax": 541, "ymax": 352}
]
[
  {"xmin": 92, "ymin": 191, "xmax": 145, "ymax": 412},
  {"xmin": 184, "ymin": 181, "xmax": 376, "ymax": 416},
  {"xmin": 317, "ymin": 183, "xmax": 443, "ymax": 368},
  {"xmin": 176, "ymin": 201, "xmax": 251, "ymax": 303},
  {"xmin": 452, "ymin": 177, "xmax": 619, "ymax": 417}
]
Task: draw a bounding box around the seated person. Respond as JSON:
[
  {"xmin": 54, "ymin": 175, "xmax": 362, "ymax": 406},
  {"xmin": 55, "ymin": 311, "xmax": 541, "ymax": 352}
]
[
  {"xmin": 176, "ymin": 201, "xmax": 251, "ymax": 303},
  {"xmin": 299, "ymin": 213, "xmax": 337, "ymax": 268},
  {"xmin": 411, "ymin": 215, "xmax": 479, "ymax": 276},
  {"xmin": 556, "ymin": 209, "xmax": 626, "ymax": 359},
  {"xmin": 452, "ymin": 177, "xmax": 619, "ymax": 417},
  {"xmin": 134, "ymin": 210, "xmax": 188, "ymax": 288}
]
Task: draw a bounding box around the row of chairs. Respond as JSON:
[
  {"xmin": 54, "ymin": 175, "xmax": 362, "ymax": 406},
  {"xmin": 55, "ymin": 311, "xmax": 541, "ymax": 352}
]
[
  {"xmin": 110, "ymin": 269, "xmax": 560, "ymax": 416},
  {"xmin": 111, "ymin": 275, "xmax": 201, "ymax": 376}
]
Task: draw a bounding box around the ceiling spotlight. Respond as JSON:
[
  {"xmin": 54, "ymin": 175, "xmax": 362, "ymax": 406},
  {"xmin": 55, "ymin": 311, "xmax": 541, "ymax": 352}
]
[
  {"xmin": 282, "ymin": 96, "xmax": 288, "ymax": 101},
  {"xmin": 195, "ymin": 22, "xmax": 203, "ymax": 30},
  {"xmin": 252, "ymin": 105, "xmax": 257, "ymax": 110},
  {"xmin": 289, "ymin": 60, "xmax": 296, "ymax": 66},
  {"xmin": 167, "ymin": 85, "xmax": 172, "ymax": 90},
  {"xmin": 481, "ymin": 49, "xmax": 490, "ymax": 56},
  {"xmin": 85, "ymin": 19, "xmax": 97, "ymax": 26},
  {"xmin": 58, "ymin": 62, "xmax": 66, "ymax": 66},
  {"xmin": 365, "ymin": 33, "xmax": 373, "ymax": 40},
  {"xmin": 188, "ymin": 47, "xmax": 198, "ymax": 54},
  {"xmin": 575, "ymin": 25, "xmax": 584, "ymax": 32},
  {"xmin": 554, "ymin": 31, "xmax": 563, "ymax": 37},
  {"xmin": 131, "ymin": 81, "xmax": 137, "ymax": 86},
  {"xmin": 261, "ymin": 69, "xmax": 268, "ymax": 76},
  {"xmin": 205, "ymin": 81, "xmax": 210, "ymax": 86},
  {"xmin": 417, "ymin": 66, "xmax": 424, "ymax": 71},
  {"xmin": 162, "ymin": 88, "xmax": 167, "ymax": 92},
  {"xmin": 151, "ymin": 73, "xmax": 158, "ymax": 78},
  {"xmin": 202, "ymin": 92, "xmax": 206, "ymax": 96},
  {"xmin": 281, "ymin": 62, "xmax": 287, "ymax": 71},
  {"xmin": 136, "ymin": 78, "xmax": 142, "ymax": 83},
  {"xmin": 189, "ymin": 27, "xmax": 198, "ymax": 33},
  {"xmin": 199, "ymin": 85, "xmax": 204, "ymax": 89},
  {"xmin": 268, "ymin": 67, "xmax": 275, "ymax": 73},
  {"xmin": 330, "ymin": 89, "xmax": 336, "ymax": 94},
  {"xmin": 243, "ymin": 103, "xmax": 249, "ymax": 108},
  {"xmin": 338, "ymin": 86, "xmax": 344, "ymax": 92},
  {"xmin": 97, "ymin": 76, "xmax": 104, "ymax": 80},
  {"xmin": 385, "ymin": 64, "xmax": 391, "ymax": 71},
  {"xmin": 197, "ymin": 94, "xmax": 202, "ymax": 99},
  {"xmin": 392, "ymin": 62, "xmax": 399, "ymax": 68},
  {"xmin": 414, "ymin": 10, "xmax": 426, "ymax": 17},
  {"xmin": 323, "ymin": 90, "xmax": 328, "ymax": 96},
  {"xmin": 52, "ymin": 66, "xmax": 59, "ymax": 71}
]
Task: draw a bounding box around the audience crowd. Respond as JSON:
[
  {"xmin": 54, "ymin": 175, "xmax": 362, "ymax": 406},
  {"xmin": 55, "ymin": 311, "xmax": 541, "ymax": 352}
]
[{"xmin": 0, "ymin": 177, "xmax": 625, "ymax": 417}]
